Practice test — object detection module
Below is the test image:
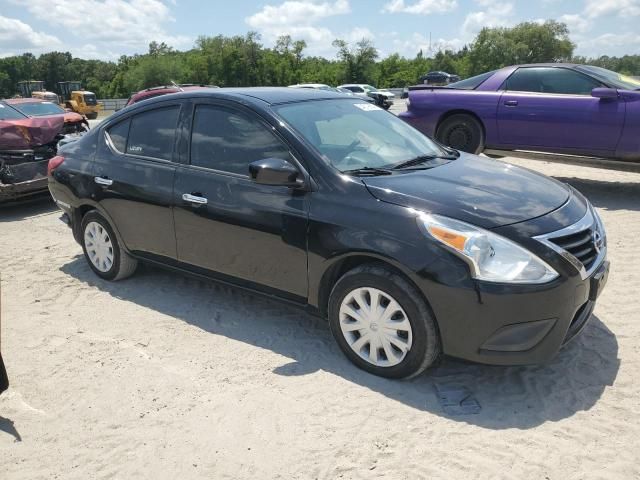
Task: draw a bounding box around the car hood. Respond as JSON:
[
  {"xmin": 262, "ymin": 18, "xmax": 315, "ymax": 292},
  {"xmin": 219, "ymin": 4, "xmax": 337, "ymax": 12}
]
[
  {"xmin": 0, "ymin": 117, "xmax": 64, "ymax": 150},
  {"xmin": 362, "ymin": 153, "xmax": 570, "ymax": 229}
]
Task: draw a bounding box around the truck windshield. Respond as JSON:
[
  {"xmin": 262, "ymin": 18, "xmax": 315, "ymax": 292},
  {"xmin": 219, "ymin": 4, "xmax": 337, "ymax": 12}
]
[
  {"xmin": 84, "ymin": 94, "xmax": 97, "ymax": 105},
  {"xmin": 274, "ymin": 99, "xmax": 450, "ymax": 172}
]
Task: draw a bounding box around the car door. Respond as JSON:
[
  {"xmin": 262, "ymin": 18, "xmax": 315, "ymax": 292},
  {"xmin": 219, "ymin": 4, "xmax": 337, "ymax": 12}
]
[
  {"xmin": 172, "ymin": 101, "xmax": 309, "ymax": 300},
  {"xmin": 93, "ymin": 102, "xmax": 182, "ymax": 260},
  {"xmin": 497, "ymin": 67, "xmax": 625, "ymax": 154}
]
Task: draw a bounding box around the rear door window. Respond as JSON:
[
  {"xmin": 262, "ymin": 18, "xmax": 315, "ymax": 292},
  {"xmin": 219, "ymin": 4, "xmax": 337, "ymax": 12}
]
[
  {"xmin": 126, "ymin": 106, "xmax": 180, "ymax": 160},
  {"xmin": 190, "ymin": 105, "xmax": 290, "ymax": 175}
]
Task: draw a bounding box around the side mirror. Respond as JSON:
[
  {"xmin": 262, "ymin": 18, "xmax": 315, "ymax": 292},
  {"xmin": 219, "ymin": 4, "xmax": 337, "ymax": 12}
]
[
  {"xmin": 249, "ymin": 158, "xmax": 304, "ymax": 188},
  {"xmin": 591, "ymin": 87, "xmax": 618, "ymax": 99}
]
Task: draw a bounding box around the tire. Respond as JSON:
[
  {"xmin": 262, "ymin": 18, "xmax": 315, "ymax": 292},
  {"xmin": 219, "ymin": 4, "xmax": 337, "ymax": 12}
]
[
  {"xmin": 80, "ymin": 211, "xmax": 137, "ymax": 281},
  {"xmin": 87, "ymin": 112, "xmax": 98, "ymax": 120},
  {"xmin": 328, "ymin": 264, "xmax": 441, "ymax": 379},
  {"xmin": 382, "ymin": 104, "xmax": 391, "ymax": 110},
  {"xmin": 436, "ymin": 113, "xmax": 484, "ymax": 154}
]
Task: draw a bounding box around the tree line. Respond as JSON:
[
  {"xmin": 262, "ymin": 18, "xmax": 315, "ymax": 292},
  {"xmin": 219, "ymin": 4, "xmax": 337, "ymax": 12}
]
[{"xmin": 1, "ymin": 21, "xmax": 639, "ymax": 100}]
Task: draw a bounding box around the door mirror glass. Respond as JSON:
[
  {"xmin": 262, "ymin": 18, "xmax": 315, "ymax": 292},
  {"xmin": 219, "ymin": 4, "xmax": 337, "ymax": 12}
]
[
  {"xmin": 249, "ymin": 158, "xmax": 303, "ymax": 187},
  {"xmin": 591, "ymin": 87, "xmax": 618, "ymax": 99}
]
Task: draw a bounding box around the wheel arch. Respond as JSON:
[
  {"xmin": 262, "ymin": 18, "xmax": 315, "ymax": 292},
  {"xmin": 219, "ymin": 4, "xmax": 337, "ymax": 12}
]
[
  {"xmin": 72, "ymin": 203, "xmax": 129, "ymax": 254},
  {"xmin": 435, "ymin": 109, "xmax": 487, "ymax": 140},
  {"xmin": 315, "ymin": 252, "xmax": 435, "ymax": 322}
]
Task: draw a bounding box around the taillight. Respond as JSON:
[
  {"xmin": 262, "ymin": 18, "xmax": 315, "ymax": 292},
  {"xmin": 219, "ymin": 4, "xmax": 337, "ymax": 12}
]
[{"xmin": 47, "ymin": 155, "xmax": 65, "ymax": 176}]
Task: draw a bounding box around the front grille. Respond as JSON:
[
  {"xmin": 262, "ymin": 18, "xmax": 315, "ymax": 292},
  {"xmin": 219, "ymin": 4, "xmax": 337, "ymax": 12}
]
[{"xmin": 549, "ymin": 228, "xmax": 599, "ymax": 270}]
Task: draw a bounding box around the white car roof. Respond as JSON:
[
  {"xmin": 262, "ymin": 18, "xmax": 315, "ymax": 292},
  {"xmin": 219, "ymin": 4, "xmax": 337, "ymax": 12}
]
[{"xmin": 288, "ymin": 83, "xmax": 331, "ymax": 89}]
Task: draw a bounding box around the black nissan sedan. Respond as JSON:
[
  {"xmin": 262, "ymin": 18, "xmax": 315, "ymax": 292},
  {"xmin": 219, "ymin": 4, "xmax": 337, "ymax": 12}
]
[{"xmin": 48, "ymin": 88, "xmax": 609, "ymax": 379}]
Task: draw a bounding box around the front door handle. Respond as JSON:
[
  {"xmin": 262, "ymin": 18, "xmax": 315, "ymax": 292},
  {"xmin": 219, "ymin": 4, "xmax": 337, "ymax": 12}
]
[
  {"xmin": 94, "ymin": 176, "xmax": 113, "ymax": 186},
  {"xmin": 504, "ymin": 100, "xmax": 519, "ymax": 107},
  {"xmin": 182, "ymin": 193, "xmax": 208, "ymax": 205}
]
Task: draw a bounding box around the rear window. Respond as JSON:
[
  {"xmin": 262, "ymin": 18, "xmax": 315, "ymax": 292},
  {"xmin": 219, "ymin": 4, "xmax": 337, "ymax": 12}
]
[
  {"xmin": 126, "ymin": 106, "xmax": 180, "ymax": 160},
  {"xmin": 448, "ymin": 70, "xmax": 495, "ymax": 90}
]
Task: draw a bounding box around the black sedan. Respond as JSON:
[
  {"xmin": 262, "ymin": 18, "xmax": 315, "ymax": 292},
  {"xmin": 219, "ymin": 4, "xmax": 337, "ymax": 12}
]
[{"xmin": 48, "ymin": 88, "xmax": 609, "ymax": 378}]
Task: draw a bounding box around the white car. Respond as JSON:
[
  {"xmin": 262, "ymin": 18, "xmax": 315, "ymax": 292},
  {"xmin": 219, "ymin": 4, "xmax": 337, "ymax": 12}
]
[
  {"xmin": 288, "ymin": 83, "xmax": 334, "ymax": 90},
  {"xmin": 337, "ymin": 84, "xmax": 395, "ymax": 109},
  {"xmin": 288, "ymin": 83, "xmax": 376, "ymax": 102}
]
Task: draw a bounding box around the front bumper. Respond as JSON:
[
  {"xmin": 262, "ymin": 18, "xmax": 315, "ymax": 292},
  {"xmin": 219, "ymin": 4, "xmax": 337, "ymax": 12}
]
[{"xmin": 427, "ymin": 257, "xmax": 609, "ymax": 366}]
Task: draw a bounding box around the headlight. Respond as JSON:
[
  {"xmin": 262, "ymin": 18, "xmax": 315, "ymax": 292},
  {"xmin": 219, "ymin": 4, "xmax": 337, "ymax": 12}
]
[{"xmin": 418, "ymin": 214, "xmax": 558, "ymax": 284}]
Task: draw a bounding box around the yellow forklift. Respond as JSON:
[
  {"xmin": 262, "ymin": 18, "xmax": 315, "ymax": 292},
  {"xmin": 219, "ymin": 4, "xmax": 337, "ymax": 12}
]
[
  {"xmin": 57, "ymin": 81, "xmax": 102, "ymax": 119},
  {"xmin": 17, "ymin": 80, "xmax": 59, "ymax": 103}
]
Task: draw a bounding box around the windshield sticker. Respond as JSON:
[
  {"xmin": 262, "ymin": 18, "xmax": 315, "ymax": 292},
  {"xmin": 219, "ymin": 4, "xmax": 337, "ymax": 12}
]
[
  {"xmin": 354, "ymin": 103, "xmax": 382, "ymax": 112},
  {"xmin": 42, "ymin": 101, "xmax": 53, "ymax": 104}
]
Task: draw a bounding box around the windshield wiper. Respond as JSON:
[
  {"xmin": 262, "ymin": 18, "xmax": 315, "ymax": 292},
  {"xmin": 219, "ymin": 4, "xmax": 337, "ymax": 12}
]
[
  {"xmin": 392, "ymin": 154, "xmax": 456, "ymax": 170},
  {"xmin": 342, "ymin": 167, "xmax": 394, "ymax": 176}
]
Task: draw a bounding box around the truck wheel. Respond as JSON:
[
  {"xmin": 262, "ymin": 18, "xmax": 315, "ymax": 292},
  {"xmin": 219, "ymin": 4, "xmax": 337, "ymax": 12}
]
[
  {"xmin": 87, "ymin": 113, "xmax": 98, "ymax": 120},
  {"xmin": 81, "ymin": 211, "xmax": 137, "ymax": 281},
  {"xmin": 436, "ymin": 114, "xmax": 484, "ymax": 154},
  {"xmin": 328, "ymin": 264, "xmax": 441, "ymax": 379}
]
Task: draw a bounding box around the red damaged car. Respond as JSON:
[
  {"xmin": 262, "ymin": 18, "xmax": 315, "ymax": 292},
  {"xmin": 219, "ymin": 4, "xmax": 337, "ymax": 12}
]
[
  {"xmin": 0, "ymin": 99, "xmax": 88, "ymax": 203},
  {"xmin": 125, "ymin": 84, "xmax": 218, "ymax": 107}
]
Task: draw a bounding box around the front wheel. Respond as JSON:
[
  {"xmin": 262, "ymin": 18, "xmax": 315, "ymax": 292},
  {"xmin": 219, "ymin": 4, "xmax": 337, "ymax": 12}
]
[
  {"xmin": 328, "ymin": 264, "xmax": 441, "ymax": 379},
  {"xmin": 81, "ymin": 211, "xmax": 138, "ymax": 281},
  {"xmin": 436, "ymin": 113, "xmax": 484, "ymax": 154}
]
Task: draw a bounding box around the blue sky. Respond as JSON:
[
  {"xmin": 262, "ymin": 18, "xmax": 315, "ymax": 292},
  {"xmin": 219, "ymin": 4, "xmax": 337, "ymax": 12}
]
[{"xmin": 0, "ymin": 0, "xmax": 638, "ymax": 60}]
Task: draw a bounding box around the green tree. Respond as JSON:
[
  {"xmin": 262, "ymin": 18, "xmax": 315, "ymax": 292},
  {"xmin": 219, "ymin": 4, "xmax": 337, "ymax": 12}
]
[{"xmin": 468, "ymin": 21, "xmax": 575, "ymax": 75}]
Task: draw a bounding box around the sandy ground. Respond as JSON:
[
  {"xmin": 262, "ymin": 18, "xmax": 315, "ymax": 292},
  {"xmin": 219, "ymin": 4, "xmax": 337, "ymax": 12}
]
[{"xmin": 1, "ymin": 152, "xmax": 640, "ymax": 478}]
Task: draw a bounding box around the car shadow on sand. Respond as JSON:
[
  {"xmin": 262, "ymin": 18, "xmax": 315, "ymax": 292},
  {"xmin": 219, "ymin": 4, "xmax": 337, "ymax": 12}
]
[
  {"xmin": 0, "ymin": 195, "xmax": 56, "ymax": 222},
  {"xmin": 555, "ymin": 176, "xmax": 640, "ymax": 212},
  {"xmin": 61, "ymin": 257, "xmax": 619, "ymax": 430}
]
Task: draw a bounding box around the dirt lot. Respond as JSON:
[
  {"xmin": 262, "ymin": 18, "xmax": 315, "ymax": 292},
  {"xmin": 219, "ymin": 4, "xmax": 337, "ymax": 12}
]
[{"xmin": 1, "ymin": 157, "xmax": 639, "ymax": 479}]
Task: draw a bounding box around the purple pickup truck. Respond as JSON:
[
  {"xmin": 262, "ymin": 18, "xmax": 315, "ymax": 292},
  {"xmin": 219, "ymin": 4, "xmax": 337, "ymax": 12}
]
[{"xmin": 400, "ymin": 64, "xmax": 640, "ymax": 164}]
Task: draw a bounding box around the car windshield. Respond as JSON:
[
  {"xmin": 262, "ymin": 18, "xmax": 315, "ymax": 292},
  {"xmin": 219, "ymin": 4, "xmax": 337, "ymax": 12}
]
[
  {"xmin": 448, "ymin": 70, "xmax": 496, "ymax": 90},
  {"xmin": 274, "ymin": 99, "xmax": 450, "ymax": 172},
  {"xmin": 576, "ymin": 65, "xmax": 640, "ymax": 90},
  {"xmin": 363, "ymin": 85, "xmax": 378, "ymax": 92},
  {"xmin": 0, "ymin": 102, "xmax": 26, "ymax": 120},
  {"xmin": 12, "ymin": 101, "xmax": 65, "ymax": 116}
]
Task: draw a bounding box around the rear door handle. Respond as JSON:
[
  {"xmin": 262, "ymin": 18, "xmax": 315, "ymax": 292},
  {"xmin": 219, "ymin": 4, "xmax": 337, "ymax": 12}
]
[
  {"xmin": 504, "ymin": 100, "xmax": 518, "ymax": 107},
  {"xmin": 94, "ymin": 176, "xmax": 113, "ymax": 186},
  {"xmin": 182, "ymin": 193, "xmax": 208, "ymax": 205}
]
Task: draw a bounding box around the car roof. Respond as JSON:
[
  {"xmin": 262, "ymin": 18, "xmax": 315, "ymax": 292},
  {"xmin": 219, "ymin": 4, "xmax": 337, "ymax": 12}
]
[
  {"xmin": 140, "ymin": 87, "xmax": 346, "ymax": 106},
  {"xmin": 505, "ymin": 63, "xmax": 582, "ymax": 69}
]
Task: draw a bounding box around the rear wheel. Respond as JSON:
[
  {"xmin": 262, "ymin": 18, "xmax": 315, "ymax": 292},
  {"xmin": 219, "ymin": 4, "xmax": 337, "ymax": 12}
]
[
  {"xmin": 87, "ymin": 112, "xmax": 98, "ymax": 120},
  {"xmin": 436, "ymin": 114, "xmax": 484, "ymax": 154},
  {"xmin": 328, "ymin": 264, "xmax": 440, "ymax": 379},
  {"xmin": 81, "ymin": 211, "xmax": 137, "ymax": 281}
]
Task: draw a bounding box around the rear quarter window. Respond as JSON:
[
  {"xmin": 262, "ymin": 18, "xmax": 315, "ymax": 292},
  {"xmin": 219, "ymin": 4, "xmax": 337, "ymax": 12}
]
[{"xmin": 106, "ymin": 119, "xmax": 130, "ymax": 153}]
